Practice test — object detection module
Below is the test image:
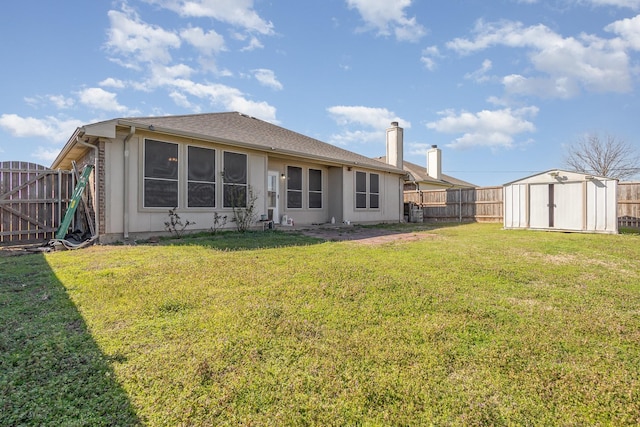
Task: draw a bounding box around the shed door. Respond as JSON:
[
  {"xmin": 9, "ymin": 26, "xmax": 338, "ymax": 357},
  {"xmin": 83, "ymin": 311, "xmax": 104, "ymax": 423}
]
[
  {"xmin": 554, "ymin": 182, "xmax": 583, "ymax": 230},
  {"xmin": 529, "ymin": 184, "xmax": 549, "ymax": 228}
]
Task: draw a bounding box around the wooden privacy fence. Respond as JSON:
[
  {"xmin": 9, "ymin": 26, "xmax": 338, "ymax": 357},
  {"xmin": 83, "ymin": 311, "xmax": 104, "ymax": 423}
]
[
  {"xmin": 405, "ymin": 186, "xmax": 503, "ymax": 223},
  {"xmin": 618, "ymin": 182, "xmax": 640, "ymax": 228},
  {"xmin": 1, "ymin": 161, "xmax": 74, "ymax": 244},
  {"xmin": 406, "ymin": 183, "xmax": 640, "ymax": 227}
]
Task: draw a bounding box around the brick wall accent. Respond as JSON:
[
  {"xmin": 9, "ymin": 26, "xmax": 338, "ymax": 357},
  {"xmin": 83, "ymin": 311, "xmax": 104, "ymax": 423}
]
[{"xmin": 98, "ymin": 140, "xmax": 106, "ymax": 235}]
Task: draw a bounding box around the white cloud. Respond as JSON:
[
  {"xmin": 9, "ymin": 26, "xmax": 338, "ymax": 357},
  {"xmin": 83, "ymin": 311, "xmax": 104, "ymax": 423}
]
[
  {"xmin": 327, "ymin": 105, "xmax": 410, "ymax": 146},
  {"xmin": 47, "ymin": 95, "xmax": 75, "ymax": 109},
  {"xmin": 420, "ymin": 46, "xmax": 441, "ymax": 71},
  {"xmin": 99, "ymin": 77, "xmax": 126, "ymax": 89},
  {"xmin": 169, "ymin": 91, "xmax": 202, "ymax": 112},
  {"xmin": 587, "ymin": 0, "xmax": 640, "ymax": 9},
  {"xmin": 34, "ymin": 146, "xmax": 64, "ymax": 163},
  {"xmin": 327, "ymin": 106, "xmax": 409, "ymax": 129},
  {"xmin": 606, "ymin": 14, "xmax": 640, "ymax": 50},
  {"xmin": 502, "ymin": 74, "xmax": 581, "ymax": 98},
  {"xmin": 0, "ymin": 114, "xmax": 83, "ymax": 142},
  {"xmin": 168, "ymin": 79, "xmax": 277, "ymax": 122},
  {"xmin": 426, "ymin": 106, "xmax": 538, "ymax": 150},
  {"xmin": 446, "ymin": 19, "xmax": 633, "ymax": 97},
  {"xmin": 464, "ymin": 59, "xmax": 493, "ymax": 82},
  {"xmin": 106, "ymin": 6, "xmax": 181, "ymax": 66},
  {"xmin": 77, "ymin": 88, "xmax": 128, "ymax": 113},
  {"xmin": 252, "ymin": 69, "xmax": 283, "ymax": 90},
  {"xmin": 180, "ymin": 26, "xmax": 225, "ymax": 55},
  {"xmin": 345, "ymin": 0, "xmax": 426, "ymax": 42},
  {"xmin": 240, "ymin": 36, "xmax": 264, "ymax": 51},
  {"xmin": 144, "ymin": 0, "xmax": 274, "ymax": 35},
  {"xmin": 23, "ymin": 95, "xmax": 74, "ymax": 109}
]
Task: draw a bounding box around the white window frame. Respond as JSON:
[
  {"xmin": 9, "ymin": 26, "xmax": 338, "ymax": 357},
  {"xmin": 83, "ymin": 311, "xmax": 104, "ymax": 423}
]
[
  {"xmin": 354, "ymin": 171, "xmax": 380, "ymax": 210},
  {"xmin": 287, "ymin": 165, "xmax": 303, "ymax": 209},
  {"xmin": 308, "ymin": 168, "xmax": 322, "ymax": 209},
  {"xmin": 143, "ymin": 139, "xmax": 179, "ymax": 209},
  {"xmin": 222, "ymin": 151, "xmax": 248, "ymax": 208},
  {"xmin": 187, "ymin": 145, "xmax": 216, "ymax": 208}
]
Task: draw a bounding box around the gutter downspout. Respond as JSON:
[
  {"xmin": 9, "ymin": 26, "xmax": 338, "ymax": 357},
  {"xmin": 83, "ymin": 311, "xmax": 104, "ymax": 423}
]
[
  {"xmin": 123, "ymin": 127, "xmax": 136, "ymax": 240},
  {"xmin": 77, "ymin": 138, "xmax": 99, "ymax": 238}
]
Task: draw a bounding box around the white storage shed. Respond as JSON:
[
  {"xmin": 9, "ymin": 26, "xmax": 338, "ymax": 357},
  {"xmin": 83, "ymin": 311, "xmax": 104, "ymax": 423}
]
[{"xmin": 503, "ymin": 170, "xmax": 618, "ymax": 234}]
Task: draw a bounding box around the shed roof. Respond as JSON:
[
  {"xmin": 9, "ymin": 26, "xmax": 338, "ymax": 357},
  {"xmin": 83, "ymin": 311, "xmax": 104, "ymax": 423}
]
[
  {"xmin": 53, "ymin": 112, "xmax": 404, "ymax": 174},
  {"xmin": 502, "ymin": 169, "xmax": 617, "ymax": 186}
]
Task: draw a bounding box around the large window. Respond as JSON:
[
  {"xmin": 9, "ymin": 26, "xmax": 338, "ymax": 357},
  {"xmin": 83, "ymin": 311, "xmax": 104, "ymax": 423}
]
[
  {"xmin": 144, "ymin": 139, "xmax": 178, "ymax": 208},
  {"xmin": 355, "ymin": 171, "xmax": 380, "ymax": 209},
  {"xmin": 287, "ymin": 166, "xmax": 303, "ymax": 209},
  {"xmin": 187, "ymin": 146, "xmax": 216, "ymax": 207},
  {"xmin": 223, "ymin": 151, "xmax": 247, "ymax": 208},
  {"xmin": 308, "ymin": 169, "xmax": 322, "ymax": 209},
  {"xmin": 370, "ymin": 173, "xmax": 379, "ymax": 209},
  {"xmin": 355, "ymin": 171, "xmax": 367, "ymax": 209}
]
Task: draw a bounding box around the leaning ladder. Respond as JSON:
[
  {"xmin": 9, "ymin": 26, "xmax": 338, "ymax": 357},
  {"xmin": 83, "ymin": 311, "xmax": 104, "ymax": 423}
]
[{"xmin": 55, "ymin": 164, "xmax": 94, "ymax": 240}]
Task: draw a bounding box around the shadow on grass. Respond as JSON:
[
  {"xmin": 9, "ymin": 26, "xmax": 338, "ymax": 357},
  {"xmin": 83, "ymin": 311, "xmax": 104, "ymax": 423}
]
[
  {"xmin": 0, "ymin": 253, "xmax": 141, "ymax": 426},
  {"xmin": 158, "ymin": 222, "xmax": 474, "ymax": 250},
  {"xmin": 160, "ymin": 229, "xmax": 325, "ymax": 250}
]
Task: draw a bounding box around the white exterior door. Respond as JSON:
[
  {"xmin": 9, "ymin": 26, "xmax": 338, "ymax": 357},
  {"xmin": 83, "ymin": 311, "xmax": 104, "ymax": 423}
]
[
  {"xmin": 267, "ymin": 171, "xmax": 280, "ymax": 223},
  {"xmin": 554, "ymin": 182, "xmax": 583, "ymax": 230},
  {"xmin": 529, "ymin": 184, "xmax": 550, "ymax": 228}
]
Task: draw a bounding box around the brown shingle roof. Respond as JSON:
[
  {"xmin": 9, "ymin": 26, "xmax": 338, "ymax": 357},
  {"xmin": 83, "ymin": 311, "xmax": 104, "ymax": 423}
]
[
  {"xmin": 116, "ymin": 112, "xmax": 403, "ymax": 173},
  {"xmin": 375, "ymin": 156, "xmax": 476, "ymax": 187}
]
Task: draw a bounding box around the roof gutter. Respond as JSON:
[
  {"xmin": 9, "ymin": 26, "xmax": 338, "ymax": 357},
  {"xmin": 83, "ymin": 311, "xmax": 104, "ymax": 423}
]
[
  {"xmin": 123, "ymin": 126, "xmax": 135, "ymax": 240},
  {"xmin": 76, "ymin": 137, "xmax": 99, "ymax": 238},
  {"xmin": 51, "ymin": 127, "xmax": 84, "ymax": 169}
]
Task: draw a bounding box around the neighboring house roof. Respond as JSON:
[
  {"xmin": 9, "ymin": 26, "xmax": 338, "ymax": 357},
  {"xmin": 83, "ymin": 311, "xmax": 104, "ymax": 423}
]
[
  {"xmin": 53, "ymin": 112, "xmax": 405, "ymax": 174},
  {"xmin": 374, "ymin": 156, "xmax": 476, "ymax": 188}
]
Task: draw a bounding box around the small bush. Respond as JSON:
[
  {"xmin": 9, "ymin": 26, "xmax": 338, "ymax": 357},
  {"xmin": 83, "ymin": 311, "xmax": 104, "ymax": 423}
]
[{"xmin": 164, "ymin": 208, "xmax": 195, "ymax": 238}]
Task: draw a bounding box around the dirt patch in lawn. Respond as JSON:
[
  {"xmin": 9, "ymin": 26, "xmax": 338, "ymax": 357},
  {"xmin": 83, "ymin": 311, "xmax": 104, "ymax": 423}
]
[{"xmin": 297, "ymin": 226, "xmax": 438, "ymax": 245}]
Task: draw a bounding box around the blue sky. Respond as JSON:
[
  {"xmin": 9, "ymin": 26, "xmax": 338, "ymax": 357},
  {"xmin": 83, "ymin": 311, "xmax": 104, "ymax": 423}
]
[{"xmin": 1, "ymin": 0, "xmax": 639, "ymax": 186}]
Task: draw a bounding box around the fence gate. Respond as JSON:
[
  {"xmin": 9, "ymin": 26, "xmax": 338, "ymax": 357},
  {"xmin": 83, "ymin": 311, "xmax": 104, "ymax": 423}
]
[{"xmin": 0, "ymin": 161, "xmax": 74, "ymax": 244}]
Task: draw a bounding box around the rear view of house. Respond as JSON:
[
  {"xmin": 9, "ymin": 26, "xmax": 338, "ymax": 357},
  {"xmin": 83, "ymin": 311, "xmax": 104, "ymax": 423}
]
[{"xmin": 52, "ymin": 112, "xmax": 407, "ymax": 242}]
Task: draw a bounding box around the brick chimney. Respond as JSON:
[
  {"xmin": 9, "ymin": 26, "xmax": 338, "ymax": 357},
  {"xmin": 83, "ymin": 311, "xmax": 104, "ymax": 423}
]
[
  {"xmin": 386, "ymin": 121, "xmax": 403, "ymax": 169},
  {"xmin": 427, "ymin": 145, "xmax": 442, "ymax": 180}
]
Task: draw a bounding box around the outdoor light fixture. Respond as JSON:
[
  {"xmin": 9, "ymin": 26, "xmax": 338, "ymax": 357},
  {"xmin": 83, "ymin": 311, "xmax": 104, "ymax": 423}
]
[{"xmin": 280, "ymin": 173, "xmax": 285, "ymax": 179}]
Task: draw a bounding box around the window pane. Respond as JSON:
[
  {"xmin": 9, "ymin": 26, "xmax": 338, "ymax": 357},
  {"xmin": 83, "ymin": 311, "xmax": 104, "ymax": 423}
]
[
  {"xmin": 288, "ymin": 166, "xmax": 302, "ymax": 191},
  {"xmin": 144, "ymin": 179, "xmax": 178, "ymax": 207},
  {"xmin": 224, "ymin": 152, "xmax": 247, "ymax": 184},
  {"xmin": 145, "ymin": 140, "xmax": 178, "ymax": 179},
  {"xmin": 370, "ymin": 194, "xmax": 379, "ymax": 209},
  {"xmin": 356, "ymin": 193, "xmax": 367, "ymax": 209},
  {"xmin": 370, "ymin": 173, "xmax": 379, "ymax": 194},
  {"xmin": 188, "ymin": 147, "xmax": 215, "ymax": 182},
  {"xmin": 356, "ymin": 172, "xmax": 366, "ymax": 192},
  {"xmin": 188, "ymin": 182, "xmax": 215, "ymax": 207},
  {"xmin": 288, "ymin": 190, "xmax": 302, "ymax": 208},
  {"xmin": 309, "ymin": 192, "xmax": 322, "ymax": 209},
  {"xmin": 309, "ymin": 169, "xmax": 322, "ymax": 192},
  {"xmin": 224, "ymin": 184, "xmax": 246, "ymax": 208}
]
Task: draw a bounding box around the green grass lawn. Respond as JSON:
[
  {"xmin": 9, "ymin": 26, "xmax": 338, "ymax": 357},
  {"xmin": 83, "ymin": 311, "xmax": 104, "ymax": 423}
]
[{"xmin": 2, "ymin": 223, "xmax": 639, "ymax": 426}]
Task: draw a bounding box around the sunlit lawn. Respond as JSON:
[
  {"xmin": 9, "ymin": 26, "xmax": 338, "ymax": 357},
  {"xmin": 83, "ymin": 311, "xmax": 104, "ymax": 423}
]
[{"xmin": 2, "ymin": 223, "xmax": 639, "ymax": 425}]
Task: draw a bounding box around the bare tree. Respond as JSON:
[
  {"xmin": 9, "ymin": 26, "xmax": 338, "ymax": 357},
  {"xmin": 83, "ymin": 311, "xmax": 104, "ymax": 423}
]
[{"xmin": 563, "ymin": 133, "xmax": 640, "ymax": 181}]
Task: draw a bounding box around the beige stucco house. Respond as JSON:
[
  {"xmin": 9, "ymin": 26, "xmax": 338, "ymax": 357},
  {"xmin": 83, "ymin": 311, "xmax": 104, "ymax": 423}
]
[{"xmin": 52, "ymin": 112, "xmax": 408, "ymax": 242}]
